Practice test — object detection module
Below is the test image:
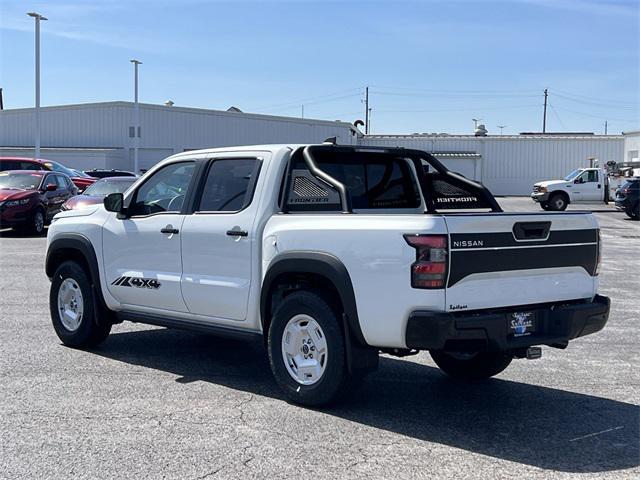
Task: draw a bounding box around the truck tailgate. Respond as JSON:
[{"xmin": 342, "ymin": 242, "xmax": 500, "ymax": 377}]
[{"xmin": 443, "ymin": 212, "xmax": 599, "ymax": 312}]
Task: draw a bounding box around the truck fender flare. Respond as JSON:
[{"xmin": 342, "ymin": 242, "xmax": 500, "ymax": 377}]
[
  {"xmin": 260, "ymin": 251, "xmax": 367, "ymax": 346},
  {"xmin": 45, "ymin": 233, "xmax": 110, "ymax": 320}
]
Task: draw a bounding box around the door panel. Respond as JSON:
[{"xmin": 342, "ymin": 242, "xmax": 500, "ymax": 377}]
[
  {"xmin": 102, "ymin": 160, "xmax": 197, "ymax": 313},
  {"xmin": 103, "ymin": 214, "xmax": 188, "ymax": 312},
  {"xmin": 181, "ymin": 157, "xmax": 264, "ymax": 321}
]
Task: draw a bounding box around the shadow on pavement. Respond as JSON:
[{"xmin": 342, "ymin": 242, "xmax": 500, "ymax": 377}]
[{"xmin": 92, "ymin": 327, "xmax": 639, "ymax": 473}]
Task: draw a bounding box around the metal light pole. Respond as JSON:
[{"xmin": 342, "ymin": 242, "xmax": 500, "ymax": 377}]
[
  {"xmin": 130, "ymin": 59, "xmax": 142, "ymax": 173},
  {"xmin": 27, "ymin": 12, "xmax": 47, "ymax": 159}
]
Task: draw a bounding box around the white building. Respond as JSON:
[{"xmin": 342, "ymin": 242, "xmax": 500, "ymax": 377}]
[
  {"xmin": 623, "ymin": 130, "xmax": 640, "ymax": 163},
  {"xmin": 0, "ymin": 101, "xmax": 358, "ymax": 171},
  {"xmin": 360, "ymin": 134, "xmax": 624, "ymax": 195},
  {"xmin": 0, "ymin": 101, "xmax": 629, "ymax": 195}
]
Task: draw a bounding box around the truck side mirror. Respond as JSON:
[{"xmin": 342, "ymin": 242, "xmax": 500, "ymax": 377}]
[
  {"xmin": 45, "ymin": 183, "xmax": 57, "ymax": 191},
  {"xmin": 104, "ymin": 193, "xmax": 124, "ymax": 213},
  {"xmin": 574, "ymin": 178, "xmax": 583, "ymax": 184}
]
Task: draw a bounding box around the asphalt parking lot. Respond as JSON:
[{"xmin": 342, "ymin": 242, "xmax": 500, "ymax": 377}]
[{"xmin": 0, "ymin": 197, "xmax": 638, "ymax": 479}]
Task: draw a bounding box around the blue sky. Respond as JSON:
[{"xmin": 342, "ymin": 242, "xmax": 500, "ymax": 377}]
[{"xmin": 1, "ymin": 0, "xmax": 638, "ymax": 134}]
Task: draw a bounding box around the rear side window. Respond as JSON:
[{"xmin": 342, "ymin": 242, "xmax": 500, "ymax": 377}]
[
  {"xmin": 286, "ymin": 150, "xmax": 421, "ymax": 211},
  {"xmin": 197, "ymin": 159, "xmax": 261, "ymax": 212},
  {"xmin": 0, "ymin": 160, "xmax": 20, "ymax": 171},
  {"xmin": 19, "ymin": 161, "xmax": 41, "ymax": 170}
]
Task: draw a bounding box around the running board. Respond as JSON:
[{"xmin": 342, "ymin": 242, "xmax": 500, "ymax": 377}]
[{"xmin": 116, "ymin": 310, "xmax": 262, "ymax": 342}]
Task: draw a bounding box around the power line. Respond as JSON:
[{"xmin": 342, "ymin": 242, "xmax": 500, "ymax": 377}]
[
  {"xmin": 548, "ymin": 103, "xmax": 567, "ymax": 130},
  {"xmin": 551, "ymin": 91, "xmax": 637, "ymax": 110},
  {"xmin": 551, "ymin": 88, "xmax": 638, "ymax": 106},
  {"xmin": 254, "ymin": 87, "xmax": 364, "ymax": 112},
  {"xmin": 551, "ymin": 105, "xmax": 638, "ymax": 123},
  {"xmin": 373, "ymin": 104, "xmax": 541, "ymax": 114}
]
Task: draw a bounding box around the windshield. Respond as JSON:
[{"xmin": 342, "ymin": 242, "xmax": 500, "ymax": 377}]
[
  {"xmin": 83, "ymin": 178, "xmax": 136, "ymax": 196},
  {"xmin": 564, "ymin": 169, "xmax": 583, "ymax": 181},
  {"xmin": 43, "ymin": 161, "xmax": 77, "ymax": 178},
  {"xmin": 0, "ymin": 172, "xmax": 43, "ymax": 190}
]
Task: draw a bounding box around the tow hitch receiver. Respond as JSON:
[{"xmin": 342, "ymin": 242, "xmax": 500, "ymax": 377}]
[
  {"xmin": 514, "ymin": 346, "xmax": 542, "ymax": 360},
  {"xmin": 526, "ymin": 347, "xmax": 542, "ymax": 359}
]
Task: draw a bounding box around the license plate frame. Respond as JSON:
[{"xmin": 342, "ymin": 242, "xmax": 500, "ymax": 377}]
[{"xmin": 508, "ymin": 311, "xmax": 538, "ymax": 337}]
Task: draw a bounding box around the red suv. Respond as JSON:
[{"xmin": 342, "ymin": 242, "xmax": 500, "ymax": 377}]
[
  {"xmin": 0, "ymin": 157, "xmax": 96, "ymax": 192},
  {"xmin": 0, "ymin": 170, "xmax": 78, "ymax": 235}
]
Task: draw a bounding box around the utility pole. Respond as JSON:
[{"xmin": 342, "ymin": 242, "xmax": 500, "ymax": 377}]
[
  {"xmin": 130, "ymin": 59, "xmax": 142, "ymax": 174},
  {"xmin": 604, "ymin": 120, "xmax": 608, "ymax": 135},
  {"xmin": 301, "ymin": 104, "xmax": 304, "ymax": 119},
  {"xmin": 364, "ymin": 86, "xmax": 369, "ymax": 134},
  {"xmin": 497, "ymin": 125, "xmax": 506, "ymax": 135},
  {"xmin": 28, "ymin": 12, "xmax": 47, "ymax": 159},
  {"xmin": 542, "ymin": 88, "xmax": 548, "ymax": 134}
]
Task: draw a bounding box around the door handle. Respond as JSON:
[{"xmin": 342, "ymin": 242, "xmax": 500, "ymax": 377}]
[
  {"xmin": 161, "ymin": 226, "xmax": 179, "ymax": 235},
  {"xmin": 226, "ymin": 229, "xmax": 248, "ymax": 237}
]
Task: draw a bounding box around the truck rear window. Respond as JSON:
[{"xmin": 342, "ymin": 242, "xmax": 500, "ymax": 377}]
[{"xmin": 286, "ymin": 150, "xmax": 421, "ymax": 210}]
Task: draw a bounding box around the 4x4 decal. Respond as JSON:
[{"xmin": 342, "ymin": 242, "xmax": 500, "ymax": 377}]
[{"xmin": 111, "ymin": 276, "xmax": 161, "ymax": 289}]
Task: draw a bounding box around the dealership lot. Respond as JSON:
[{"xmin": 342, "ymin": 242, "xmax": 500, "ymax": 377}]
[{"xmin": 0, "ymin": 197, "xmax": 638, "ymax": 479}]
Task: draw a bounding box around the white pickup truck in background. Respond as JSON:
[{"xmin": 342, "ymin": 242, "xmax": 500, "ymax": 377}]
[
  {"xmin": 532, "ymin": 162, "xmax": 640, "ymax": 211},
  {"xmin": 46, "ymin": 144, "xmax": 611, "ymax": 406}
]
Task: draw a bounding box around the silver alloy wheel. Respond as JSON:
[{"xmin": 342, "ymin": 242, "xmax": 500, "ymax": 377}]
[
  {"xmin": 281, "ymin": 314, "xmax": 328, "ymax": 385},
  {"xmin": 57, "ymin": 278, "xmax": 84, "ymax": 332},
  {"xmin": 34, "ymin": 211, "xmax": 44, "ymax": 233}
]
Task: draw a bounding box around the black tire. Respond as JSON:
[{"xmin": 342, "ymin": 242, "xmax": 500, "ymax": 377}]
[
  {"xmin": 430, "ymin": 350, "xmax": 513, "ymax": 380},
  {"xmin": 27, "ymin": 208, "xmax": 46, "ymax": 236},
  {"xmin": 50, "ymin": 261, "xmax": 111, "ymax": 348},
  {"xmin": 541, "ymin": 202, "xmax": 550, "ymax": 211},
  {"xmin": 547, "ymin": 193, "xmax": 568, "ymax": 211},
  {"xmin": 268, "ymin": 290, "xmax": 352, "ymax": 407},
  {"xmin": 626, "ymin": 206, "xmax": 639, "ymax": 220}
]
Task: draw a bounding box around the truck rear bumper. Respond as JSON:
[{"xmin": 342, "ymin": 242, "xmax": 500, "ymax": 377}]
[{"xmin": 405, "ymin": 295, "xmax": 610, "ymax": 351}]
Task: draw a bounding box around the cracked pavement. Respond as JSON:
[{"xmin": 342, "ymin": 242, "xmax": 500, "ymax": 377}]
[{"xmin": 0, "ymin": 197, "xmax": 638, "ymax": 479}]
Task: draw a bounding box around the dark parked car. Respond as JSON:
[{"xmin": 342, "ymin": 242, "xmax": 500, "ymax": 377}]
[
  {"xmin": 84, "ymin": 168, "xmax": 137, "ymax": 179},
  {"xmin": 0, "ymin": 170, "xmax": 78, "ymax": 235},
  {"xmin": 62, "ymin": 176, "xmax": 136, "ymax": 211},
  {"xmin": 0, "ymin": 157, "xmax": 97, "ymax": 192},
  {"xmin": 615, "ymin": 179, "xmax": 639, "ymax": 220}
]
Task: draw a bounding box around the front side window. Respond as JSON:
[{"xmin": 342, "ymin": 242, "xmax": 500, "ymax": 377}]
[
  {"xmin": 577, "ymin": 170, "xmax": 598, "ymax": 183},
  {"xmin": 130, "ymin": 162, "xmax": 195, "ymax": 216},
  {"xmin": 54, "ymin": 175, "xmax": 68, "ymax": 189},
  {"xmin": 197, "ymin": 159, "xmax": 260, "ymax": 212}
]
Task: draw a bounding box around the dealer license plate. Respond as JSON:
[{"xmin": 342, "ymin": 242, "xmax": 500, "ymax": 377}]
[{"xmin": 508, "ymin": 311, "xmax": 537, "ymax": 337}]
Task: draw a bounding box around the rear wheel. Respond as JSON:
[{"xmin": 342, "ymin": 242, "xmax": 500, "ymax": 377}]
[
  {"xmin": 547, "ymin": 193, "xmax": 568, "ymax": 211},
  {"xmin": 50, "ymin": 261, "xmax": 111, "ymax": 348},
  {"xmin": 268, "ymin": 290, "xmax": 353, "ymax": 407},
  {"xmin": 430, "ymin": 350, "xmax": 512, "ymax": 379},
  {"xmin": 626, "ymin": 205, "xmax": 639, "ymax": 220}
]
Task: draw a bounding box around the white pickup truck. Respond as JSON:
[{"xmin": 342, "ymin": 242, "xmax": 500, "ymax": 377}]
[
  {"xmin": 46, "ymin": 144, "xmax": 610, "ymax": 406},
  {"xmin": 531, "ymin": 167, "xmax": 624, "ymax": 211}
]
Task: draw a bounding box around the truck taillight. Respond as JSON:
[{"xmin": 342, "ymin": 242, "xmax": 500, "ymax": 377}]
[
  {"xmin": 595, "ymin": 229, "xmax": 601, "ymax": 276},
  {"xmin": 404, "ymin": 234, "xmax": 449, "ymax": 289}
]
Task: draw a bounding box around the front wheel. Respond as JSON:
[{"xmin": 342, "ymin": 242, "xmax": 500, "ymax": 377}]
[
  {"xmin": 626, "ymin": 206, "xmax": 639, "ymax": 220},
  {"xmin": 28, "ymin": 208, "xmax": 46, "ymax": 236},
  {"xmin": 540, "ymin": 201, "xmax": 550, "ymax": 211},
  {"xmin": 430, "ymin": 350, "xmax": 512, "ymax": 379},
  {"xmin": 547, "ymin": 193, "xmax": 568, "ymax": 211},
  {"xmin": 50, "ymin": 261, "xmax": 111, "ymax": 348},
  {"xmin": 268, "ymin": 291, "xmax": 352, "ymax": 407}
]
